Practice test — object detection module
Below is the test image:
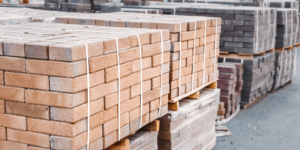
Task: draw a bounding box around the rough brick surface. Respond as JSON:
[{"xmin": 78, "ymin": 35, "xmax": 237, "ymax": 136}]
[
  {"xmin": 6, "ymin": 101, "xmax": 49, "ymax": 119},
  {"xmin": 0, "ymin": 140, "xmax": 27, "ymax": 150},
  {"xmin": 0, "ymin": 114, "xmax": 26, "ymax": 130},
  {"xmin": 5, "ymin": 72, "xmax": 49, "ymax": 90}
]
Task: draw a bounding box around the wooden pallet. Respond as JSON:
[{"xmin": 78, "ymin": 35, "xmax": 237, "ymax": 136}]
[
  {"xmin": 219, "ymin": 48, "xmax": 275, "ymax": 60},
  {"xmin": 270, "ymin": 80, "xmax": 292, "ymax": 93},
  {"xmin": 106, "ymin": 120, "xmax": 160, "ymax": 150},
  {"xmin": 275, "ymin": 42, "xmax": 300, "ymax": 53},
  {"xmin": 240, "ymin": 94, "xmax": 267, "ymax": 110},
  {"xmin": 168, "ymin": 80, "xmax": 217, "ymax": 111}
]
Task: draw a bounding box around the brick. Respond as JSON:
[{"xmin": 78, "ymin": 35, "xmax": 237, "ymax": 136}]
[
  {"xmin": 130, "ymin": 80, "xmax": 152, "ymax": 98},
  {"xmin": 143, "ymin": 84, "xmax": 169, "ymax": 104},
  {"xmin": 128, "ymin": 33, "xmax": 150, "ymax": 47},
  {"xmin": 0, "ymin": 56, "xmax": 25, "ymax": 72},
  {"xmin": 4, "ymin": 40, "xmax": 29, "ymax": 57},
  {"xmin": 90, "ymin": 111, "xmax": 104, "ymax": 129},
  {"xmin": 0, "ymin": 140, "xmax": 27, "ymax": 150},
  {"xmin": 103, "ymin": 106, "xmax": 117, "ymax": 122},
  {"xmin": 131, "ymin": 57, "xmax": 152, "ymax": 73},
  {"xmin": 89, "ymin": 53, "xmax": 117, "ymax": 73},
  {"xmin": 170, "ymin": 76, "xmax": 186, "ymax": 90},
  {"xmin": 25, "ymin": 89, "xmax": 86, "ymax": 108},
  {"xmin": 120, "ymin": 71, "xmax": 140, "ymax": 90},
  {"xmin": 170, "ymin": 59, "xmax": 187, "ymax": 71},
  {"xmin": 143, "ymin": 65, "xmax": 161, "ymax": 81},
  {"xmin": 103, "ymin": 113, "xmax": 129, "ymax": 136},
  {"xmin": 5, "ymin": 72, "xmax": 49, "ymax": 90},
  {"xmin": 0, "ymin": 85, "xmax": 24, "ymax": 102},
  {"xmin": 27, "ymin": 118, "xmax": 86, "ymax": 137},
  {"xmin": 103, "ymin": 37, "xmax": 130, "ymax": 54},
  {"xmin": 90, "ymin": 80, "xmax": 118, "ymax": 101},
  {"xmin": 129, "ymin": 103, "xmax": 149, "ymax": 122},
  {"xmin": 50, "ymin": 98, "xmax": 104, "ymax": 123},
  {"xmin": 25, "ymin": 41, "xmax": 58, "ymax": 60},
  {"xmin": 0, "ymin": 71, "xmax": 3, "ymax": 85},
  {"xmin": 120, "ymin": 96, "xmax": 141, "ymax": 115},
  {"xmin": 0, "ymin": 114, "xmax": 26, "ymax": 130},
  {"xmin": 152, "ymin": 52, "xmax": 170, "ymax": 67},
  {"xmin": 105, "ymin": 62, "xmax": 131, "ymax": 82},
  {"xmin": 50, "ymin": 70, "xmax": 104, "ymax": 93},
  {"xmin": 0, "ymin": 127, "xmax": 6, "ymax": 140},
  {"xmin": 28, "ymin": 146, "xmax": 50, "ymax": 150},
  {"xmin": 130, "ymin": 113, "xmax": 149, "ymax": 134},
  {"xmin": 172, "ymin": 41, "xmax": 188, "ymax": 52},
  {"xmin": 7, "ymin": 128, "xmax": 50, "ymax": 148},
  {"xmin": 103, "ymin": 126, "xmax": 129, "ymax": 149},
  {"xmin": 6, "ymin": 101, "xmax": 49, "ymax": 119},
  {"xmin": 170, "ymin": 33, "xmax": 178, "ymax": 42},
  {"xmin": 27, "ymin": 59, "xmax": 86, "ymax": 77},
  {"xmin": 119, "ymin": 47, "xmax": 140, "ymax": 64},
  {"xmin": 104, "ymin": 88, "xmax": 130, "ymax": 109},
  {"xmin": 151, "ymin": 73, "xmax": 169, "ymax": 89},
  {"xmin": 0, "ymin": 100, "xmax": 4, "ymax": 113},
  {"xmin": 150, "ymin": 95, "xmax": 168, "ymax": 112},
  {"xmin": 142, "ymin": 41, "xmax": 170, "ymax": 57}
]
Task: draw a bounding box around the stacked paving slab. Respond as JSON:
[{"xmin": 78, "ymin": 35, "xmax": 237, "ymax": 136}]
[
  {"xmin": 127, "ymin": 131, "xmax": 158, "ymax": 149},
  {"xmin": 157, "ymin": 88, "xmax": 220, "ymax": 150},
  {"xmin": 94, "ymin": 3, "xmax": 122, "ymax": 13},
  {"xmin": 218, "ymin": 62, "xmax": 243, "ymax": 118},
  {"xmin": 219, "ymin": 52, "xmax": 276, "ymax": 106},
  {"xmin": 272, "ymin": 48, "xmax": 296, "ymax": 91},
  {"xmin": 0, "ymin": 23, "xmax": 171, "ymax": 150},
  {"xmin": 0, "ymin": 14, "xmax": 32, "ymax": 25},
  {"xmin": 55, "ymin": 12, "xmax": 221, "ymax": 101}
]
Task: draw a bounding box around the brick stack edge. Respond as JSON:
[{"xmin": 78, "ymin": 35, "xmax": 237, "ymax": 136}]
[
  {"xmin": 217, "ymin": 62, "xmax": 243, "ymax": 118},
  {"xmin": 0, "ymin": 23, "xmax": 171, "ymax": 150},
  {"xmin": 157, "ymin": 89, "xmax": 220, "ymax": 150},
  {"xmin": 55, "ymin": 12, "xmax": 221, "ymax": 101}
]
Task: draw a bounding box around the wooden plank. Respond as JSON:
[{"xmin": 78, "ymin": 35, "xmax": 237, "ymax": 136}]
[
  {"xmin": 240, "ymin": 94, "xmax": 267, "ymax": 109},
  {"xmin": 187, "ymin": 91, "xmax": 200, "ymax": 99},
  {"xmin": 106, "ymin": 139, "xmax": 130, "ymax": 150},
  {"xmin": 168, "ymin": 101, "xmax": 179, "ymax": 111},
  {"xmin": 141, "ymin": 120, "xmax": 160, "ymax": 132},
  {"xmin": 219, "ymin": 53, "xmax": 254, "ymax": 60}
]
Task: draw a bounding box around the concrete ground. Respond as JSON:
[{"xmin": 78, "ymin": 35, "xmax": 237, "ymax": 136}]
[{"xmin": 214, "ymin": 50, "xmax": 300, "ymax": 150}]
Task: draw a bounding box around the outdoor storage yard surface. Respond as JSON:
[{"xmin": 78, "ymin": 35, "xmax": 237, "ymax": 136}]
[{"xmin": 214, "ymin": 51, "xmax": 300, "ymax": 150}]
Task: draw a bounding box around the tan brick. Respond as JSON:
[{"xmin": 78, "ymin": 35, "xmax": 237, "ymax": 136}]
[
  {"xmin": 120, "ymin": 71, "xmax": 141, "ymax": 90},
  {"xmin": 5, "ymin": 72, "xmax": 49, "ymax": 90},
  {"xmin": 143, "ymin": 84, "xmax": 169, "ymax": 104},
  {"xmin": 181, "ymin": 31, "xmax": 195, "ymax": 41},
  {"xmin": 172, "ymin": 41, "xmax": 187, "ymax": 52},
  {"xmin": 25, "ymin": 41, "xmax": 55, "ymax": 60},
  {"xmin": 104, "ymin": 88, "xmax": 130, "ymax": 109},
  {"xmin": 27, "ymin": 59, "xmax": 86, "ymax": 77},
  {"xmin": 28, "ymin": 146, "xmax": 50, "ymax": 150},
  {"xmin": 0, "ymin": 86, "xmax": 24, "ymax": 102},
  {"xmin": 105, "ymin": 62, "xmax": 131, "ymax": 82},
  {"xmin": 0, "ymin": 56, "xmax": 25, "ymax": 72},
  {"xmin": 0, "ymin": 140, "xmax": 27, "ymax": 150},
  {"xmin": 50, "ymin": 98, "xmax": 104, "ymax": 123},
  {"xmin": 27, "ymin": 118, "xmax": 86, "ymax": 137},
  {"xmin": 90, "ymin": 111, "xmax": 104, "ymax": 129},
  {"xmin": 170, "ymin": 33, "xmax": 179, "ymax": 42},
  {"xmin": 120, "ymin": 96, "xmax": 140, "ymax": 115},
  {"xmin": 151, "ymin": 73, "xmax": 169, "ymax": 89},
  {"xmin": 0, "ymin": 114, "xmax": 26, "ymax": 130},
  {"xmin": 6, "ymin": 101, "xmax": 49, "ymax": 119},
  {"xmin": 142, "ymin": 41, "xmax": 170, "ymax": 58},
  {"xmin": 181, "ymin": 49, "xmax": 193, "ymax": 59},
  {"xmin": 50, "ymin": 70, "xmax": 104, "ymax": 93},
  {"xmin": 170, "ymin": 76, "xmax": 186, "ymax": 90},
  {"xmin": 150, "ymin": 95, "xmax": 168, "ymax": 112},
  {"xmin": 25, "ymin": 89, "xmax": 86, "ymax": 108},
  {"xmin": 3, "ymin": 40, "xmax": 29, "ymax": 57},
  {"xmin": 142, "ymin": 65, "xmax": 161, "ymax": 81},
  {"xmin": 90, "ymin": 80, "xmax": 118, "ymax": 101},
  {"xmin": 129, "ymin": 103, "xmax": 149, "ymax": 122},
  {"xmin": 130, "ymin": 80, "xmax": 152, "ymax": 98},
  {"xmin": 0, "ymin": 100, "xmax": 4, "ymax": 113},
  {"xmin": 103, "ymin": 113, "xmax": 129, "ymax": 136},
  {"xmin": 0, "ymin": 71, "xmax": 3, "ymax": 85},
  {"xmin": 152, "ymin": 52, "xmax": 170, "ymax": 67},
  {"xmin": 130, "ymin": 113, "xmax": 149, "ymax": 134},
  {"xmin": 157, "ymin": 22, "xmax": 187, "ymax": 33},
  {"xmin": 103, "ymin": 125, "xmax": 129, "ymax": 149},
  {"xmin": 131, "ymin": 57, "xmax": 152, "ymax": 73},
  {"xmin": 0, "ymin": 127, "xmax": 6, "ymax": 140},
  {"xmin": 103, "ymin": 105, "xmax": 117, "ymax": 122},
  {"xmin": 89, "ymin": 53, "xmax": 117, "ymax": 73},
  {"xmin": 103, "ymin": 37, "xmax": 130, "ymax": 54},
  {"xmin": 128, "ymin": 33, "xmax": 150, "ymax": 47},
  {"xmin": 7, "ymin": 128, "xmax": 50, "ymax": 148},
  {"xmin": 170, "ymin": 59, "xmax": 187, "ymax": 71},
  {"xmin": 119, "ymin": 47, "xmax": 140, "ymax": 64}
]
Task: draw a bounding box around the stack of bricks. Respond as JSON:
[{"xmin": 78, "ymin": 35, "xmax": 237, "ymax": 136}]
[
  {"xmin": 0, "ymin": 14, "xmax": 32, "ymax": 25},
  {"xmin": 121, "ymin": 8, "xmax": 163, "ymax": 14},
  {"xmin": 44, "ymin": 0, "xmax": 67, "ymax": 11},
  {"xmin": 0, "ymin": 22, "xmax": 171, "ymax": 150},
  {"xmin": 94, "ymin": 3, "xmax": 122, "ymax": 13},
  {"xmin": 157, "ymin": 88, "xmax": 220, "ymax": 150},
  {"xmin": 217, "ymin": 62, "xmax": 243, "ymax": 118},
  {"xmin": 55, "ymin": 12, "xmax": 221, "ymax": 101},
  {"xmin": 121, "ymin": 3, "xmax": 277, "ymax": 54},
  {"xmin": 122, "ymin": 0, "xmax": 150, "ymax": 6},
  {"xmin": 60, "ymin": 0, "xmax": 94, "ymax": 13},
  {"xmin": 272, "ymin": 48, "xmax": 296, "ymax": 91},
  {"xmin": 218, "ymin": 52, "xmax": 275, "ymax": 106},
  {"xmin": 127, "ymin": 130, "xmax": 158, "ymax": 150}
]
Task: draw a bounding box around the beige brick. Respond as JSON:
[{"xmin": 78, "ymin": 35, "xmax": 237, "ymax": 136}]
[
  {"xmin": 170, "ymin": 33, "xmax": 178, "ymax": 42},
  {"xmin": 120, "ymin": 96, "xmax": 140, "ymax": 115},
  {"xmin": 26, "ymin": 89, "xmax": 86, "ymax": 108},
  {"xmin": 28, "ymin": 146, "xmax": 50, "ymax": 150},
  {"xmin": 90, "ymin": 111, "xmax": 104, "ymax": 129},
  {"xmin": 5, "ymin": 72, "xmax": 49, "ymax": 90},
  {"xmin": 89, "ymin": 53, "xmax": 117, "ymax": 73},
  {"xmin": 170, "ymin": 76, "xmax": 186, "ymax": 90},
  {"xmin": 129, "ymin": 103, "xmax": 149, "ymax": 122},
  {"xmin": 157, "ymin": 22, "xmax": 187, "ymax": 33},
  {"xmin": 104, "ymin": 88, "xmax": 130, "ymax": 109},
  {"xmin": 142, "ymin": 41, "xmax": 170, "ymax": 58},
  {"xmin": 143, "ymin": 84, "xmax": 169, "ymax": 104},
  {"xmin": 119, "ymin": 47, "xmax": 140, "ymax": 64},
  {"xmin": 128, "ymin": 33, "xmax": 150, "ymax": 47},
  {"xmin": 0, "ymin": 71, "xmax": 3, "ymax": 85},
  {"xmin": 27, "ymin": 118, "xmax": 86, "ymax": 137},
  {"xmin": 152, "ymin": 52, "xmax": 170, "ymax": 67},
  {"xmin": 151, "ymin": 73, "xmax": 169, "ymax": 89},
  {"xmin": 25, "ymin": 41, "xmax": 56, "ymax": 60},
  {"xmin": 0, "ymin": 127, "xmax": 6, "ymax": 140},
  {"xmin": 3, "ymin": 40, "xmax": 29, "ymax": 57},
  {"xmin": 50, "ymin": 98, "xmax": 104, "ymax": 123},
  {"xmin": 103, "ymin": 113, "xmax": 129, "ymax": 136},
  {"xmin": 120, "ymin": 71, "xmax": 141, "ymax": 90},
  {"xmin": 142, "ymin": 65, "xmax": 161, "ymax": 81},
  {"xmin": 103, "ymin": 37, "xmax": 130, "ymax": 54},
  {"xmin": 103, "ymin": 125, "xmax": 129, "ymax": 149},
  {"xmin": 129, "ymin": 113, "xmax": 149, "ymax": 134},
  {"xmin": 6, "ymin": 101, "xmax": 49, "ymax": 120},
  {"xmin": 103, "ymin": 105, "xmax": 117, "ymax": 122},
  {"xmin": 181, "ymin": 49, "xmax": 193, "ymax": 59},
  {"xmin": 0, "ymin": 56, "xmax": 25, "ymax": 72},
  {"xmin": 172, "ymin": 41, "xmax": 188, "ymax": 52},
  {"xmin": 170, "ymin": 59, "xmax": 187, "ymax": 71},
  {"xmin": 27, "ymin": 59, "xmax": 86, "ymax": 77},
  {"xmin": 50, "ymin": 70, "xmax": 104, "ymax": 93},
  {"xmin": 7, "ymin": 128, "xmax": 50, "ymax": 148},
  {"xmin": 0, "ymin": 140, "xmax": 27, "ymax": 150},
  {"xmin": 150, "ymin": 95, "xmax": 168, "ymax": 111},
  {"xmin": 0, "ymin": 114, "xmax": 26, "ymax": 130},
  {"xmin": 130, "ymin": 80, "xmax": 152, "ymax": 98},
  {"xmin": 0, "ymin": 85, "xmax": 24, "ymax": 102},
  {"xmin": 131, "ymin": 57, "xmax": 152, "ymax": 73},
  {"xmin": 90, "ymin": 80, "xmax": 118, "ymax": 101},
  {"xmin": 105, "ymin": 62, "xmax": 131, "ymax": 82},
  {"xmin": 0, "ymin": 100, "xmax": 4, "ymax": 113}
]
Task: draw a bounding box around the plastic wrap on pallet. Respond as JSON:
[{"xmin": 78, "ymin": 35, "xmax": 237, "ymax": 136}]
[
  {"xmin": 158, "ymin": 88, "xmax": 220, "ymax": 150},
  {"xmin": 127, "ymin": 131, "xmax": 158, "ymax": 150},
  {"xmin": 0, "ymin": 14, "xmax": 32, "ymax": 25}
]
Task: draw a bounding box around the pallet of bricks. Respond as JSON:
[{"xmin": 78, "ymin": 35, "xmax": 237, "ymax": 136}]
[
  {"xmin": 217, "ymin": 62, "xmax": 243, "ymax": 120},
  {"xmin": 0, "ymin": 22, "xmax": 172, "ymax": 150},
  {"xmin": 58, "ymin": 0, "xmax": 106, "ymax": 12},
  {"xmin": 55, "ymin": 12, "xmax": 221, "ymax": 111}
]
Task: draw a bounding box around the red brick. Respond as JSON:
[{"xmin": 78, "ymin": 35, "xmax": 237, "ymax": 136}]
[
  {"xmin": 131, "ymin": 57, "xmax": 152, "ymax": 73},
  {"xmin": 152, "ymin": 52, "xmax": 170, "ymax": 67},
  {"xmin": 0, "ymin": 71, "xmax": 3, "ymax": 85},
  {"xmin": 89, "ymin": 53, "xmax": 117, "ymax": 73},
  {"xmin": 0, "ymin": 140, "xmax": 27, "ymax": 150},
  {"xmin": 0, "ymin": 56, "xmax": 25, "ymax": 72},
  {"xmin": 25, "ymin": 89, "xmax": 86, "ymax": 108},
  {"xmin": 130, "ymin": 80, "xmax": 152, "ymax": 98},
  {"xmin": 0, "ymin": 114, "xmax": 26, "ymax": 130},
  {"xmin": 105, "ymin": 62, "xmax": 131, "ymax": 82},
  {"xmin": 7, "ymin": 128, "xmax": 50, "ymax": 148},
  {"xmin": 27, "ymin": 59, "xmax": 86, "ymax": 77},
  {"xmin": 5, "ymin": 72, "xmax": 49, "ymax": 90},
  {"xmin": 6, "ymin": 101, "xmax": 49, "ymax": 119},
  {"xmin": 50, "ymin": 98, "xmax": 104, "ymax": 123},
  {"xmin": 50, "ymin": 70, "xmax": 104, "ymax": 93},
  {"xmin": 0, "ymin": 127, "xmax": 6, "ymax": 140},
  {"xmin": 0, "ymin": 100, "xmax": 4, "ymax": 113},
  {"xmin": 90, "ymin": 80, "xmax": 118, "ymax": 101},
  {"xmin": 104, "ymin": 88, "xmax": 130, "ymax": 109},
  {"xmin": 27, "ymin": 118, "xmax": 86, "ymax": 137}
]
